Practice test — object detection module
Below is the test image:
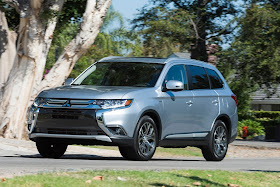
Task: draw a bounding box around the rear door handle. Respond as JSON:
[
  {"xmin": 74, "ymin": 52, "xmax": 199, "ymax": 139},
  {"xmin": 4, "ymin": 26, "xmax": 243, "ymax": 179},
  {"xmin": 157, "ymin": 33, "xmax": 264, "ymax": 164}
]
[{"xmin": 186, "ymin": 100, "xmax": 193, "ymax": 106}]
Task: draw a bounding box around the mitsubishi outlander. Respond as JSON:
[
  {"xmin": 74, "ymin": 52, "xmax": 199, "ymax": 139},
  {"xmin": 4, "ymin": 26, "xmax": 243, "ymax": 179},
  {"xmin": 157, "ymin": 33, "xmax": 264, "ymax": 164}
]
[{"xmin": 28, "ymin": 57, "xmax": 238, "ymax": 161}]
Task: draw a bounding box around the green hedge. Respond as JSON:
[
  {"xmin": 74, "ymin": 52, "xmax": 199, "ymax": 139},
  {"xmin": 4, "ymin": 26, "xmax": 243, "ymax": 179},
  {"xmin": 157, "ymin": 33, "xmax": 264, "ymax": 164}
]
[
  {"xmin": 238, "ymin": 111, "xmax": 280, "ymax": 139},
  {"xmin": 252, "ymin": 111, "xmax": 280, "ymax": 119}
]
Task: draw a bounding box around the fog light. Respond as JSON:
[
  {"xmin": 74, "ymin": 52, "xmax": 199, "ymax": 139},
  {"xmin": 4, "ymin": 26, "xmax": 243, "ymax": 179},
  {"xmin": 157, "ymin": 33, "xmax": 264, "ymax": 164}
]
[
  {"xmin": 27, "ymin": 124, "xmax": 31, "ymax": 131},
  {"xmin": 107, "ymin": 127, "xmax": 127, "ymax": 136}
]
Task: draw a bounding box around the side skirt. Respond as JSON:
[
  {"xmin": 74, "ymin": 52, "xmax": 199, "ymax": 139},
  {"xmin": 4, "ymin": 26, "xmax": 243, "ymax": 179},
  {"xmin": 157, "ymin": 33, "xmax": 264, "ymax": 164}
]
[{"xmin": 159, "ymin": 132, "xmax": 210, "ymax": 148}]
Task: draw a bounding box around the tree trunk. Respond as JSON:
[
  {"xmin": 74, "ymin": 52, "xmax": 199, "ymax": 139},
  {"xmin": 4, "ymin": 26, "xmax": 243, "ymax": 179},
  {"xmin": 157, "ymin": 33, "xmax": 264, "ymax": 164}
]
[
  {"xmin": 0, "ymin": 10, "xmax": 17, "ymax": 94},
  {"xmin": 190, "ymin": 38, "xmax": 208, "ymax": 62},
  {"xmin": 0, "ymin": 0, "xmax": 111, "ymax": 139},
  {"xmin": 37, "ymin": 0, "xmax": 111, "ymax": 92},
  {"xmin": 190, "ymin": 0, "xmax": 208, "ymax": 62},
  {"xmin": 0, "ymin": 0, "xmax": 64, "ymax": 139}
]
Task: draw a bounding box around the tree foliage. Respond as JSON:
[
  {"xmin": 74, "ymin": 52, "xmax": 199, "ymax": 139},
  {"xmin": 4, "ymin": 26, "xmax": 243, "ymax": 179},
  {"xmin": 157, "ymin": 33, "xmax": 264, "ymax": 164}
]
[
  {"xmin": 132, "ymin": 7, "xmax": 192, "ymax": 57},
  {"xmin": 132, "ymin": 0, "xmax": 239, "ymax": 60},
  {"xmin": 217, "ymin": 0, "xmax": 280, "ymax": 117}
]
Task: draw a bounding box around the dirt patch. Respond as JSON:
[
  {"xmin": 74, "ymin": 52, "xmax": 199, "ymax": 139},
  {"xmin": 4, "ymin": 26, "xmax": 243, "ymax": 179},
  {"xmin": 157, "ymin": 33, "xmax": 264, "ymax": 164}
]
[{"xmin": 227, "ymin": 144, "xmax": 280, "ymax": 158}]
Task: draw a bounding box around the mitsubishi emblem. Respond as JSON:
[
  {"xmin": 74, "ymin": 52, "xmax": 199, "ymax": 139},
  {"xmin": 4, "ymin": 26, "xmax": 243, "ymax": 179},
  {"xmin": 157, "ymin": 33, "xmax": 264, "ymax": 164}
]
[{"xmin": 63, "ymin": 100, "xmax": 71, "ymax": 107}]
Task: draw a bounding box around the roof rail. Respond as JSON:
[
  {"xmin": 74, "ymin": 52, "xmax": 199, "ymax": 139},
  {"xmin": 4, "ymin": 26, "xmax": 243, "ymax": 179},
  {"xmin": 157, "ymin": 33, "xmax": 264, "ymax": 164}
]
[{"xmin": 98, "ymin": 56, "xmax": 121, "ymax": 62}]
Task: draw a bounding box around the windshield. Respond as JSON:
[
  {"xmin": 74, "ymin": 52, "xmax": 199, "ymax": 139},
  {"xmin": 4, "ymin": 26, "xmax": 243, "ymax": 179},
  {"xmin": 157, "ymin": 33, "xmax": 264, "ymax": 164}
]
[{"xmin": 73, "ymin": 62, "xmax": 164, "ymax": 87}]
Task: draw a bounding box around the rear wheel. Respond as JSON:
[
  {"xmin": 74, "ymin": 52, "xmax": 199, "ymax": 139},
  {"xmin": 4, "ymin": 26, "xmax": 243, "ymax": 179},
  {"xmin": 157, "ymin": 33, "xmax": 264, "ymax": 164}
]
[
  {"xmin": 201, "ymin": 120, "xmax": 228, "ymax": 161},
  {"xmin": 36, "ymin": 141, "xmax": 67, "ymax": 159},
  {"xmin": 119, "ymin": 116, "xmax": 158, "ymax": 161}
]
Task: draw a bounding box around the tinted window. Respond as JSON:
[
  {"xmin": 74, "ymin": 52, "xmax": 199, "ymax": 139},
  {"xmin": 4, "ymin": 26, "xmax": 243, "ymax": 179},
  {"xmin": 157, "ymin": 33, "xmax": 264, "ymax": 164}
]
[
  {"xmin": 75, "ymin": 62, "xmax": 164, "ymax": 87},
  {"xmin": 188, "ymin": 65, "xmax": 210, "ymax": 89},
  {"xmin": 163, "ymin": 65, "xmax": 188, "ymax": 89},
  {"xmin": 206, "ymin": 68, "xmax": 224, "ymax": 89}
]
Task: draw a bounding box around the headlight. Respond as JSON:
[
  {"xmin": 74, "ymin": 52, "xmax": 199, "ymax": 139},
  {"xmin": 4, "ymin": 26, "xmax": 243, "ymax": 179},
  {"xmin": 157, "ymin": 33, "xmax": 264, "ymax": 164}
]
[
  {"xmin": 27, "ymin": 97, "xmax": 47, "ymax": 125},
  {"xmin": 33, "ymin": 97, "xmax": 48, "ymax": 107},
  {"xmin": 93, "ymin": 99, "xmax": 133, "ymax": 109}
]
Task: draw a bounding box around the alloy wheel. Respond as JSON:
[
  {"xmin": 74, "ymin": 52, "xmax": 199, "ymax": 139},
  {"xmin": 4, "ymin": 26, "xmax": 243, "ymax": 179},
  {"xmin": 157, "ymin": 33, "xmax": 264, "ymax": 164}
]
[{"xmin": 138, "ymin": 122, "xmax": 156, "ymax": 156}]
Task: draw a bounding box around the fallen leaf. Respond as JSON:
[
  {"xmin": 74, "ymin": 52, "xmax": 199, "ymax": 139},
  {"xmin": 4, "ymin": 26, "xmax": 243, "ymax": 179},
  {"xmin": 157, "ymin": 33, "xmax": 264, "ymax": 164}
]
[
  {"xmin": 61, "ymin": 172, "xmax": 69, "ymax": 176},
  {"xmin": 0, "ymin": 178, "xmax": 6, "ymax": 182},
  {"xmin": 227, "ymin": 184, "xmax": 240, "ymax": 187},
  {"xmin": 193, "ymin": 182, "xmax": 201, "ymax": 186},
  {"xmin": 93, "ymin": 176, "xmax": 104, "ymax": 181},
  {"xmin": 229, "ymin": 177, "xmax": 235, "ymax": 180},
  {"xmin": 117, "ymin": 176, "xmax": 127, "ymax": 181},
  {"xmin": 85, "ymin": 180, "xmax": 92, "ymax": 184},
  {"xmin": 207, "ymin": 174, "xmax": 212, "ymax": 177},
  {"xmin": 204, "ymin": 185, "xmax": 210, "ymax": 187}
]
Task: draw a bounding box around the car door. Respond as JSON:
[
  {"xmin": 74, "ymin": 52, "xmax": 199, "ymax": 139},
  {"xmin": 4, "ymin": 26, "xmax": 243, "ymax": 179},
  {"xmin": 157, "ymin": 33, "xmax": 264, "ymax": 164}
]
[
  {"xmin": 186, "ymin": 65, "xmax": 220, "ymax": 133},
  {"xmin": 160, "ymin": 64, "xmax": 194, "ymax": 138}
]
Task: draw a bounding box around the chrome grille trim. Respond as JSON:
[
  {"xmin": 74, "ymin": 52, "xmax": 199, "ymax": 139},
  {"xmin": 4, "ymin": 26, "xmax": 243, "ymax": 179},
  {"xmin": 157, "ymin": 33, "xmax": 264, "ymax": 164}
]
[{"xmin": 42, "ymin": 99, "xmax": 101, "ymax": 109}]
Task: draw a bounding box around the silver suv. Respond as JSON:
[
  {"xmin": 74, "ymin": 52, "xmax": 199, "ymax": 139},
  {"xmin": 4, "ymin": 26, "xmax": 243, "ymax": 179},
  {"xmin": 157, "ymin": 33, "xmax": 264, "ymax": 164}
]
[{"xmin": 28, "ymin": 57, "xmax": 238, "ymax": 161}]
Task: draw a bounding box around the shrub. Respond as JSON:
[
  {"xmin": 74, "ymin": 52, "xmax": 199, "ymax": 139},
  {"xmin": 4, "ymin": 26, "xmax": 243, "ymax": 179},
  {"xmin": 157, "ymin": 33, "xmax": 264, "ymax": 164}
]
[
  {"xmin": 237, "ymin": 119, "xmax": 265, "ymax": 138},
  {"xmin": 253, "ymin": 111, "xmax": 280, "ymax": 119}
]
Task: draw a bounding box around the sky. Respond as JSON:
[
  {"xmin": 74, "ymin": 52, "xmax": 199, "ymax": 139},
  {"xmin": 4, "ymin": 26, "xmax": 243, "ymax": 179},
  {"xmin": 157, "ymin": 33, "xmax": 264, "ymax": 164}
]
[{"xmin": 112, "ymin": 0, "xmax": 149, "ymax": 24}]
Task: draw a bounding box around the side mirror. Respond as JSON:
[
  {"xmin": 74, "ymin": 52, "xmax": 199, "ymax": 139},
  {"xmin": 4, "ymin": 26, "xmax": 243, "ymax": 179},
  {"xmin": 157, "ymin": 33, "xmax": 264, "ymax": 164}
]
[
  {"xmin": 164, "ymin": 80, "xmax": 184, "ymax": 91},
  {"xmin": 64, "ymin": 78, "xmax": 74, "ymax": 85}
]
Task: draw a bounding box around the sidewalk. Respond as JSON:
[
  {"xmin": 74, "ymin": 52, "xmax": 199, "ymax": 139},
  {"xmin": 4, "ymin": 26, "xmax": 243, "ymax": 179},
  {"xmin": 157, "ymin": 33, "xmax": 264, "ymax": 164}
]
[{"xmin": 232, "ymin": 139, "xmax": 280, "ymax": 149}]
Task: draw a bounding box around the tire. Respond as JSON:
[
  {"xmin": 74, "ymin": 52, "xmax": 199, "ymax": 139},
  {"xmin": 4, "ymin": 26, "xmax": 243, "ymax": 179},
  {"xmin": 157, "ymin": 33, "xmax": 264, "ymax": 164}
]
[
  {"xmin": 36, "ymin": 141, "xmax": 68, "ymax": 159},
  {"xmin": 119, "ymin": 115, "xmax": 158, "ymax": 161},
  {"xmin": 201, "ymin": 120, "xmax": 229, "ymax": 161}
]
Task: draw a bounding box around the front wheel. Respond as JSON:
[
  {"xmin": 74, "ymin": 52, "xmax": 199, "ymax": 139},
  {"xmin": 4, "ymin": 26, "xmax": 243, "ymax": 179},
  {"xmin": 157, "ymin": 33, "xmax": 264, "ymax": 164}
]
[
  {"xmin": 36, "ymin": 142, "xmax": 67, "ymax": 159},
  {"xmin": 119, "ymin": 115, "xmax": 158, "ymax": 161},
  {"xmin": 201, "ymin": 120, "xmax": 228, "ymax": 161}
]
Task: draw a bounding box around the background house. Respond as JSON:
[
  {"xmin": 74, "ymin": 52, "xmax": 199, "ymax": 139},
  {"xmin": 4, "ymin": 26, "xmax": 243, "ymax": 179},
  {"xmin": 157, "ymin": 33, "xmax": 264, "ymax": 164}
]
[
  {"xmin": 168, "ymin": 52, "xmax": 191, "ymax": 59},
  {"xmin": 251, "ymin": 86, "xmax": 280, "ymax": 111}
]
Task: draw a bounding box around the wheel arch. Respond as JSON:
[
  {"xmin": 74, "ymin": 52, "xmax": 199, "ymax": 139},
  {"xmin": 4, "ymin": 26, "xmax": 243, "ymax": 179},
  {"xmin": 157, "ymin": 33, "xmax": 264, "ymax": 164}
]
[
  {"xmin": 215, "ymin": 114, "xmax": 232, "ymax": 138},
  {"xmin": 140, "ymin": 109, "xmax": 162, "ymax": 141}
]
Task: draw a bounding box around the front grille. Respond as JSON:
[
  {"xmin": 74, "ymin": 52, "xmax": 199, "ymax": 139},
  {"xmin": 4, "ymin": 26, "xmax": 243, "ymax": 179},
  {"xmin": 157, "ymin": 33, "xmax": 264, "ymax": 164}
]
[
  {"xmin": 52, "ymin": 115, "xmax": 78, "ymax": 119},
  {"xmin": 35, "ymin": 108, "xmax": 105, "ymax": 136},
  {"xmin": 51, "ymin": 109, "xmax": 82, "ymax": 119},
  {"xmin": 45, "ymin": 99, "xmax": 95, "ymax": 108}
]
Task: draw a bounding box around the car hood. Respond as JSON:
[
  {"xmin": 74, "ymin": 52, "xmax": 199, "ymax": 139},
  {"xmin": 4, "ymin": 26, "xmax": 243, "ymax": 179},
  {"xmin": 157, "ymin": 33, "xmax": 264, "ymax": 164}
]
[{"xmin": 38, "ymin": 85, "xmax": 146, "ymax": 99}]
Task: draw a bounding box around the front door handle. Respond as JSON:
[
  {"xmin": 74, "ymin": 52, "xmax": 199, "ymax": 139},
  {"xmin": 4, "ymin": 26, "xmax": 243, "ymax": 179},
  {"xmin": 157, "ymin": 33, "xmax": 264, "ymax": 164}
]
[
  {"xmin": 212, "ymin": 100, "xmax": 219, "ymax": 105},
  {"xmin": 186, "ymin": 100, "xmax": 193, "ymax": 106}
]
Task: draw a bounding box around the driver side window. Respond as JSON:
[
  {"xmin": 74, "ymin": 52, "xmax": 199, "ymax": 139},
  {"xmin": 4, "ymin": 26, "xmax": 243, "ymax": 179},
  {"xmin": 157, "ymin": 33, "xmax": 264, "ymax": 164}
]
[{"xmin": 163, "ymin": 65, "xmax": 188, "ymax": 90}]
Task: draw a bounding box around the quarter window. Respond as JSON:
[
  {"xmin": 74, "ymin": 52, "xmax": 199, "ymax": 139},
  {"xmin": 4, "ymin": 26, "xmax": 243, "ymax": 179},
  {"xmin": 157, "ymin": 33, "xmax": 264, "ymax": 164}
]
[
  {"xmin": 188, "ymin": 65, "xmax": 210, "ymax": 89},
  {"xmin": 206, "ymin": 68, "xmax": 224, "ymax": 89},
  {"xmin": 163, "ymin": 65, "xmax": 188, "ymax": 90}
]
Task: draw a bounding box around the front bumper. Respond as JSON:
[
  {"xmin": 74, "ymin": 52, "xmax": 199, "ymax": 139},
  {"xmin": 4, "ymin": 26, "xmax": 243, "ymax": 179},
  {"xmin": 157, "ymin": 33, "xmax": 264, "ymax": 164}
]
[{"xmin": 28, "ymin": 106, "xmax": 135, "ymax": 146}]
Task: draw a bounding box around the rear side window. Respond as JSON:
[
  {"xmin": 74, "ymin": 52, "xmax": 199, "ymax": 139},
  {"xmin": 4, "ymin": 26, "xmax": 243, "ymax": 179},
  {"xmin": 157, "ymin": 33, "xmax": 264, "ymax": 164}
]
[
  {"xmin": 163, "ymin": 65, "xmax": 188, "ymax": 90},
  {"xmin": 206, "ymin": 68, "xmax": 224, "ymax": 89},
  {"xmin": 188, "ymin": 65, "xmax": 210, "ymax": 89}
]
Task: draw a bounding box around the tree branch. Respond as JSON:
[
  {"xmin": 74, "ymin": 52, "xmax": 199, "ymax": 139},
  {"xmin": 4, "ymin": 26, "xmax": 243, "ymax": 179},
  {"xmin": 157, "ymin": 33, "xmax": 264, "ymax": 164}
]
[
  {"xmin": 38, "ymin": 0, "xmax": 111, "ymax": 91},
  {"xmin": 171, "ymin": 0, "xmax": 186, "ymax": 9},
  {"xmin": 189, "ymin": 15, "xmax": 203, "ymax": 41},
  {"xmin": 206, "ymin": 19, "xmax": 238, "ymax": 40},
  {"xmin": 3, "ymin": 0, "xmax": 20, "ymax": 12},
  {"xmin": 30, "ymin": 0, "xmax": 65, "ymax": 97}
]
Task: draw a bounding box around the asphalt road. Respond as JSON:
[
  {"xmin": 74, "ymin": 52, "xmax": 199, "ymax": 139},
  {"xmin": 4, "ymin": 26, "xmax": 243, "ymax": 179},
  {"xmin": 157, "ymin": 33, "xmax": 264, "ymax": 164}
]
[
  {"xmin": 1, "ymin": 151, "xmax": 280, "ymax": 178},
  {"xmin": 0, "ymin": 138, "xmax": 279, "ymax": 178}
]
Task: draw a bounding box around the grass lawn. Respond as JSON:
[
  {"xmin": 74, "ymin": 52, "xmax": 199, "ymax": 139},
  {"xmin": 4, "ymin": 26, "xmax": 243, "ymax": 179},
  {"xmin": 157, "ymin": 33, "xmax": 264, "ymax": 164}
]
[
  {"xmin": 85, "ymin": 146, "xmax": 203, "ymax": 157},
  {"xmin": 1, "ymin": 170, "xmax": 279, "ymax": 187}
]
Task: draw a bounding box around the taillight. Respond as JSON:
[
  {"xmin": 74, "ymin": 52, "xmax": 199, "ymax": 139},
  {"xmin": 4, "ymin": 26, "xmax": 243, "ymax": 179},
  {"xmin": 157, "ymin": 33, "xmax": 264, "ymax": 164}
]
[{"xmin": 231, "ymin": 94, "xmax": 238, "ymax": 106}]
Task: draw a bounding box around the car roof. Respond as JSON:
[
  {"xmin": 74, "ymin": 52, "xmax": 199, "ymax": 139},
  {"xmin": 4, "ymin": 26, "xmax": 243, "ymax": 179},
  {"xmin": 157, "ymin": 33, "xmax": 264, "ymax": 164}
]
[{"xmin": 98, "ymin": 56, "xmax": 215, "ymax": 69}]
